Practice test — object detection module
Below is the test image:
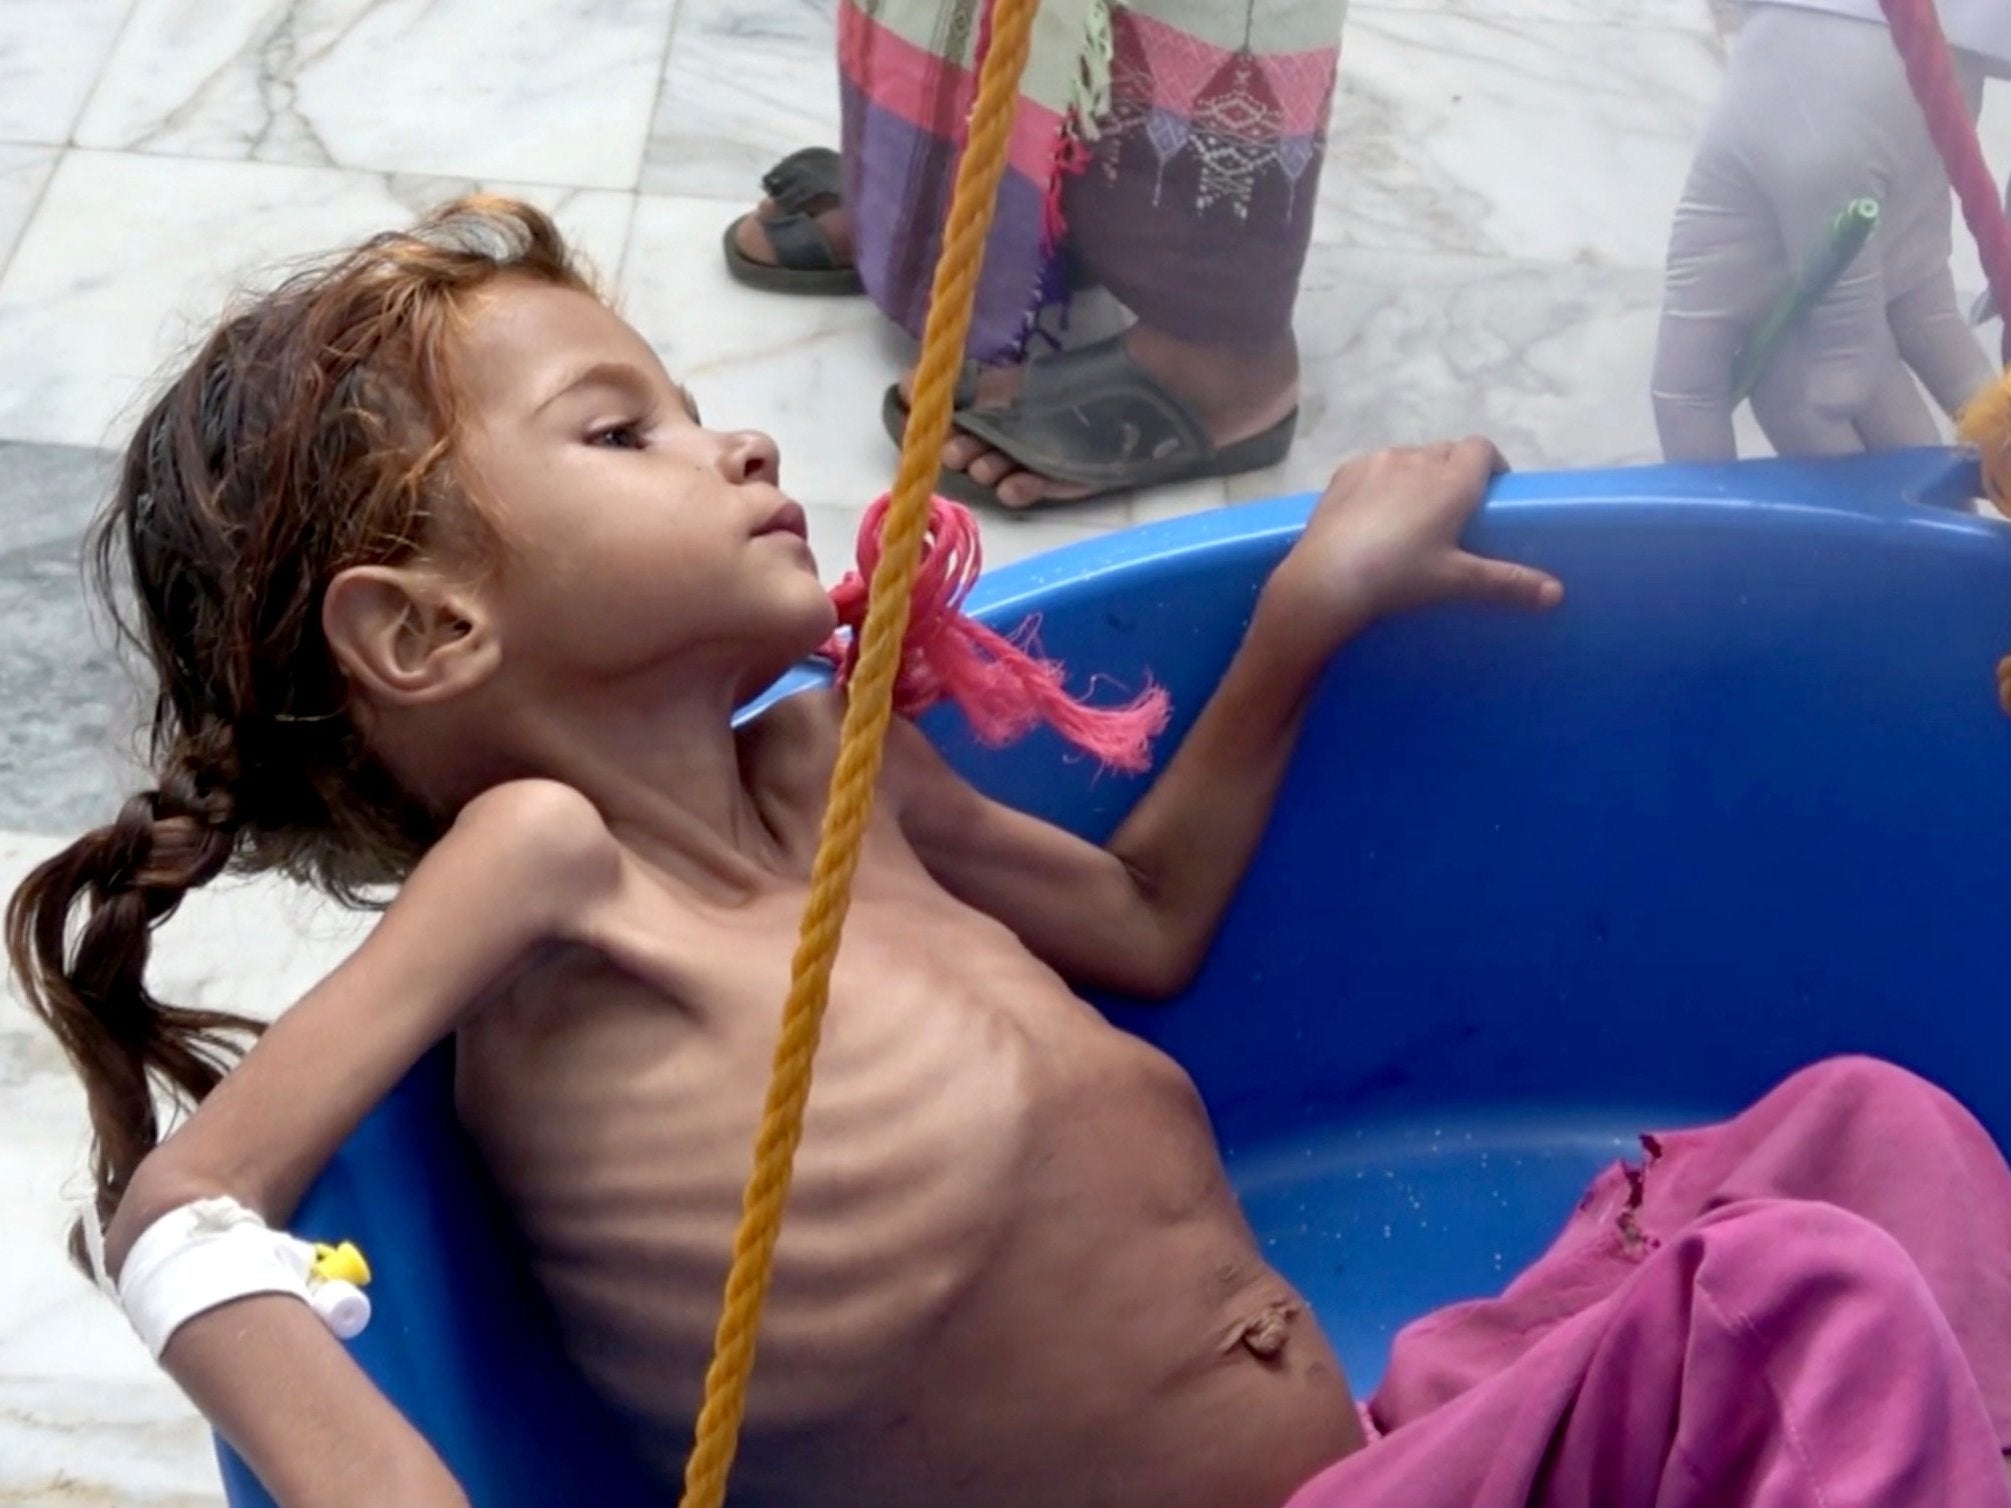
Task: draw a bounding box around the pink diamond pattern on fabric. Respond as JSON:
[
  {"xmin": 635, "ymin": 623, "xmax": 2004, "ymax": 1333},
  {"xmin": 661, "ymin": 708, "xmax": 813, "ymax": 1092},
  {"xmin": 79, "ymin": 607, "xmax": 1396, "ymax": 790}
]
[
  {"xmin": 1112, "ymin": 7, "xmax": 1221, "ymax": 114},
  {"xmin": 1263, "ymin": 48, "xmax": 1339, "ymax": 137},
  {"xmin": 1192, "ymin": 52, "xmax": 1284, "ymax": 218},
  {"xmin": 1091, "ymin": 4, "xmax": 1334, "ymax": 222}
]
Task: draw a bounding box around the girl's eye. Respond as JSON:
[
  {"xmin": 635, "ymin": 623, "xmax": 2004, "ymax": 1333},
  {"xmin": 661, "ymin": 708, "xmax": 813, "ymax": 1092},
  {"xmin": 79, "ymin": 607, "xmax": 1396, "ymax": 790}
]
[{"xmin": 589, "ymin": 422, "xmax": 645, "ymax": 450}]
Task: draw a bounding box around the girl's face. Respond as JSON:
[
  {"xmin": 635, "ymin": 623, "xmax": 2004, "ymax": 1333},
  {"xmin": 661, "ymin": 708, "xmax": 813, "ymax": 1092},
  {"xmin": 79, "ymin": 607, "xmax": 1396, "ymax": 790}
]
[{"xmin": 451, "ymin": 276, "xmax": 836, "ymax": 699}]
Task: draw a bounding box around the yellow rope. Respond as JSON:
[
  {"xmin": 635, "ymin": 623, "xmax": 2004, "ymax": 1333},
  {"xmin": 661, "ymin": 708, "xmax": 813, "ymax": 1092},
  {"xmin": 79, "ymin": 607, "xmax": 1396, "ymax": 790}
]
[
  {"xmin": 675, "ymin": 2, "xmax": 1042, "ymax": 1502},
  {"xmin": 1955, "ymin": 379, "xmax": 2011, "ymax": 714},
  {"xmin": 1959, "ymin": 374, "xmax": 2011, "ymax": 521}
]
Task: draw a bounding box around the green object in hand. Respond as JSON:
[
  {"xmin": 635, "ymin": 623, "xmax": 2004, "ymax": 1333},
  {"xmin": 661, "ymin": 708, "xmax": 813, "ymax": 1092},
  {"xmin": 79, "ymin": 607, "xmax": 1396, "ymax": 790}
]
[{"xmin": 1731, "ymin": 197, "xmax": 1882, "ymax": 406}]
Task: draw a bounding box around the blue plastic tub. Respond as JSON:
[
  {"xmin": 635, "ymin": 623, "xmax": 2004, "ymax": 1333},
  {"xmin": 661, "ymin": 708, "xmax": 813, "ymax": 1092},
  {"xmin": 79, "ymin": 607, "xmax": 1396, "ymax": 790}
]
[{"xmin": 220, "ymin": 449, "xmax": 2011, "ymax": 1504}]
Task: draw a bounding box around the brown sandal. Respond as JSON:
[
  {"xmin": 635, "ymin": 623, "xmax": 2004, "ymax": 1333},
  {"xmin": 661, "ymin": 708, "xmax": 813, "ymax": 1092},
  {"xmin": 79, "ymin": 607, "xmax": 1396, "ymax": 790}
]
[
  {"xmin": 881, "ymin": 336, "xmax": 1297, "ymax": 508},
  {"xmin": 721, "ymin": 148, "xmax": 864, "ymax": 296}
]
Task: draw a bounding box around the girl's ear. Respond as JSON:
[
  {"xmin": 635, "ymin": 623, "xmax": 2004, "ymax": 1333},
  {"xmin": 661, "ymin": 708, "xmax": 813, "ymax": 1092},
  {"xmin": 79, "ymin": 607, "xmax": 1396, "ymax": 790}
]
[{"xmin": 323, "ymin": 564, "xmax": 500, "ymax": 707}]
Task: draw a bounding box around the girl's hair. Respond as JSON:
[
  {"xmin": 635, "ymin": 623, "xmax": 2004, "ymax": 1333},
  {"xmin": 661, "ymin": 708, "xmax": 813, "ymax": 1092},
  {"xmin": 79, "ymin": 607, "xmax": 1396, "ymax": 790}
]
[{"xmin": 6, "ymin": 196, "xmax": 593, "ymax": 1266}]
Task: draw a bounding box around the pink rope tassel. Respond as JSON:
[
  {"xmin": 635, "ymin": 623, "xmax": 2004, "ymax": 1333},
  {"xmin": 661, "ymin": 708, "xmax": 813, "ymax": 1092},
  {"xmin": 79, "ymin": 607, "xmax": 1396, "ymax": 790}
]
[
  {"xmin": 821, "ymin": 495, "xmax": 1171, "ymax": 773},
  {"xmin": 1880, "ymin": 0, "xmax": 2011, "ymax": 362}
]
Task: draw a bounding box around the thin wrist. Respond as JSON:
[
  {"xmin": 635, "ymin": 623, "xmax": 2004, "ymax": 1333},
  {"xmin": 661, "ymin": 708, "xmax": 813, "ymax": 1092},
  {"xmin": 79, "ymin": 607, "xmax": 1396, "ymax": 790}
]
[{"xmin": 1253, "ymin": 573, "xmax": 1375, "ymax": 670}]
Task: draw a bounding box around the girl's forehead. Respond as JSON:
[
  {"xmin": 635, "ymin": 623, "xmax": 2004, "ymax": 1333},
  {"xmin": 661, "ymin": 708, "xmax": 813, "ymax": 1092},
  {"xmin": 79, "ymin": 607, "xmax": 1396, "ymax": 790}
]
[{"xmin": 459, "ymin": 280, "xmax": 655, "ymax": 410}]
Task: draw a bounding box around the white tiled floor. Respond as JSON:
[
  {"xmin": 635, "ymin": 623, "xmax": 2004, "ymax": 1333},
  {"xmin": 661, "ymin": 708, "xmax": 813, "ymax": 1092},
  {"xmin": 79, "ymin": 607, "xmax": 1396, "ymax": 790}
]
[
  {"xmin": 75, "ymin": 0, "xmax": 683, "ymax": 185},
  {"xmin": 0, "ymin": 143, "xmax": 53, "ymax": 266},
  {"xmin": 2, "ymin": 1, "xmax": 2009, "ymax": 1500},
  {"xmin": 0, "ymin": 0, "xmax": 130, "ymax": 145},
  {"xmin": 643, "ymin": 0, "xmax": 843, "ymax": 201},
  {"xmin": 0, "ymin": 151, "xmax": 645, "ymax": 448},
  {"xmin": 1316, "ymin": 7, "xmax": 1729, "ymax": 267}
]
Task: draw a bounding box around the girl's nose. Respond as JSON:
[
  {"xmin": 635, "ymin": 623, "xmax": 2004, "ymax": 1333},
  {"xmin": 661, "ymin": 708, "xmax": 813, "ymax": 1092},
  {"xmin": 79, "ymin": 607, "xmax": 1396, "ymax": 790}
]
[{"xmin": 718, "ymin": 428, "xmax": 780, "ymax": 485}]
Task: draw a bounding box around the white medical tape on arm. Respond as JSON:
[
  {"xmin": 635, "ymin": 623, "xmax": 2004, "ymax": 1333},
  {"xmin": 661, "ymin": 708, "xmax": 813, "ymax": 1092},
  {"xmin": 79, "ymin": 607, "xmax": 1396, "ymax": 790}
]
[{"xmin": 115, "ymin": 1197, "xmax": 371, "ymax": 1358}]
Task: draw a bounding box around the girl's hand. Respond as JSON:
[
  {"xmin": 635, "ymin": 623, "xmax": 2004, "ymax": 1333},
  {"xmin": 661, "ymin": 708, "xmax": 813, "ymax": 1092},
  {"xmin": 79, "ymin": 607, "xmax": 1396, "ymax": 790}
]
[{"xmin": 1264, "ymin": 439, "xmax": 1562, "ymax": 663}]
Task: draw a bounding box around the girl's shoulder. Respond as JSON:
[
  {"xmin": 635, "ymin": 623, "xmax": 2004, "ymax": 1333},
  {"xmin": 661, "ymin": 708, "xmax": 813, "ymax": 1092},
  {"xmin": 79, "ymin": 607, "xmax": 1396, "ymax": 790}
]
[{"xmin": 450, "ymin": 779, "xmax": 624, "ymax": 889}]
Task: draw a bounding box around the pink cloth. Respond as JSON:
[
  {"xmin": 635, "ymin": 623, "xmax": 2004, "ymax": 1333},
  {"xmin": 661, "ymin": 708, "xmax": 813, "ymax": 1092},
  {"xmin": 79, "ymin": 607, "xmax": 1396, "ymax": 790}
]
[{"xmin": 1287, "ymin": 1057, "xmax": 2011, "ymax": 1508}]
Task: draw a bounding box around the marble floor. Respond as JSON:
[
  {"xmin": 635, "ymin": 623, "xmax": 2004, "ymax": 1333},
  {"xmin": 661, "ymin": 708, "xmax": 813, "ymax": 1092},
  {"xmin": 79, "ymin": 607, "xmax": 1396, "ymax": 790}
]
[{"xmin": 3, "ymin": 1, "xmax": 2011, "ymax": 1501}]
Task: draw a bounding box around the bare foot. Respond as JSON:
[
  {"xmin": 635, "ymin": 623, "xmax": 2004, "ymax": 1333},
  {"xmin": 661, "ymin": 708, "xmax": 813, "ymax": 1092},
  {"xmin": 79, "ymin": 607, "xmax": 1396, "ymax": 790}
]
[
  {"xmin": 898, "ymin": 326, "xmax": 1300, "ymax": 509},
  {"xmin": 731, "ymin": 196, "xmax": 856, "ymax": 269}
]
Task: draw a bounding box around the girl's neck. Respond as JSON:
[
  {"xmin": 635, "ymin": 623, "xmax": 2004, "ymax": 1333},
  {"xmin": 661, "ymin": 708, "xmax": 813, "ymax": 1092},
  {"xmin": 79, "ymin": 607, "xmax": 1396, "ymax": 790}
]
[{"xmin": 501, "ymin": 679, "xmax": 791, "ymax": 896}]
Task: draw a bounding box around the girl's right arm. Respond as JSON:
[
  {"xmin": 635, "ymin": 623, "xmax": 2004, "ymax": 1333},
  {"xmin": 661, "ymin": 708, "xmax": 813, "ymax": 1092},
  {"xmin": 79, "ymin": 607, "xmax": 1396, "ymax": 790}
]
[{"xmin": 104, "ymin": 778, "xmax": 626, "ymax": 1507}]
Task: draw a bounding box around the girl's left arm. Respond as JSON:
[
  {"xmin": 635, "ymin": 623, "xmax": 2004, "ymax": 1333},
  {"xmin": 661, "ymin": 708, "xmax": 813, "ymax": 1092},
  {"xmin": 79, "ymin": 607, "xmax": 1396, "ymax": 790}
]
[{"xmin": 888, "ymin": 440, "xmax": 1561, "ymax": 999}]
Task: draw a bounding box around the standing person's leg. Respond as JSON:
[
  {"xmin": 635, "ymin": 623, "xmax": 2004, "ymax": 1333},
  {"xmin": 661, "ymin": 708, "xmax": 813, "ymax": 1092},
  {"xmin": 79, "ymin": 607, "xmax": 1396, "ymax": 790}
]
[
  {"xmin": 735, "ymin": 0, "xmax": 1346, "ymax": 509},
  {"xmin": 933, "ymin": 0, "xmax": 1344, "ymax": 507},
  {"xmin": 1069, "ymin": 0, "xmax": 1339, "ymax": 347},
  {"xmin": 1284, "ymin": 1200, "xmax": 2011, "ymax": 1508}
]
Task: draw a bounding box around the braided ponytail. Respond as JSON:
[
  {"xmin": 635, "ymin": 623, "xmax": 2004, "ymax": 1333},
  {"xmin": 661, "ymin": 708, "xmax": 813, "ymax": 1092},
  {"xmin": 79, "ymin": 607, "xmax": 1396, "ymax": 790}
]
[{"xmin": 7, "ymin": 741, "xmax": 260, "ymax": 1267}]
